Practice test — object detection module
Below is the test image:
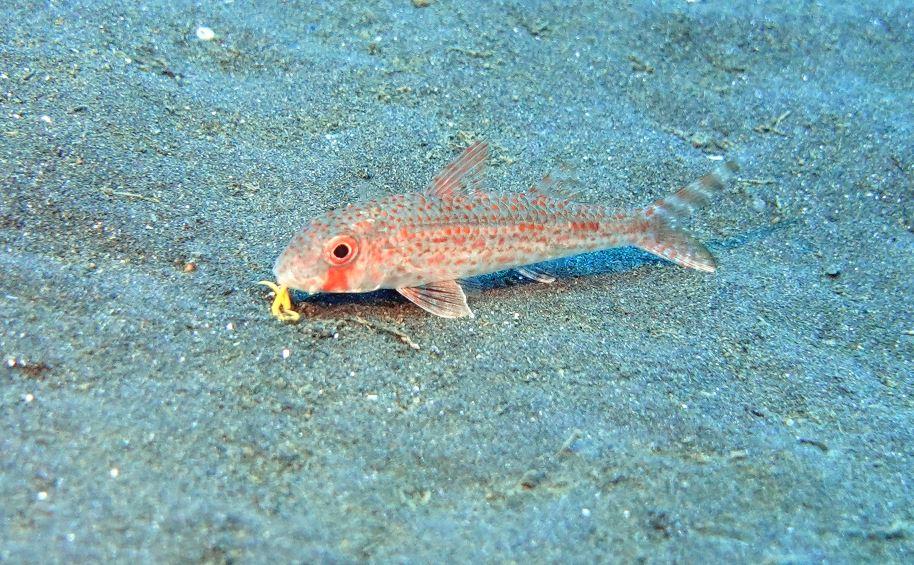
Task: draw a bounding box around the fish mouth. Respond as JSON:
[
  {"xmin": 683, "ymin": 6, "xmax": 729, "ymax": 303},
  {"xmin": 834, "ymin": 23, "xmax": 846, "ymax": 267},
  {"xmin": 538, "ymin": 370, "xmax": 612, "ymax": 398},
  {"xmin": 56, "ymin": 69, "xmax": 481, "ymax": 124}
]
[{"xmin": 274, "ymin": 270, "xmax": 322, "ymax": 294}]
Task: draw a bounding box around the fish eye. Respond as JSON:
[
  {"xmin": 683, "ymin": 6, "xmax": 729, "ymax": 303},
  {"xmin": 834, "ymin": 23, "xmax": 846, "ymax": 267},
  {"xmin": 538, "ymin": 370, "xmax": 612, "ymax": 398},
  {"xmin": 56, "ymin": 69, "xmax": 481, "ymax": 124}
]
[
  {"xmin": 325, "ymin": 235, "xmax": 358, "ymax": 265},
  {"xmin": 332, "ymin": 243, "xmax": 350, "ymax": 259}
]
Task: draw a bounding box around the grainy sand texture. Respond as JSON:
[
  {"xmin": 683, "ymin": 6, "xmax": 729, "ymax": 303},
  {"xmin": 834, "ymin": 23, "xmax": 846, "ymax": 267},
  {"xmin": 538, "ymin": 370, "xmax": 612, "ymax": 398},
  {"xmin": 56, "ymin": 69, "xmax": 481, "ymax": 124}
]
[{"xmin": 1, "ymin": 1, "xmax": 912, "ymax": 561}]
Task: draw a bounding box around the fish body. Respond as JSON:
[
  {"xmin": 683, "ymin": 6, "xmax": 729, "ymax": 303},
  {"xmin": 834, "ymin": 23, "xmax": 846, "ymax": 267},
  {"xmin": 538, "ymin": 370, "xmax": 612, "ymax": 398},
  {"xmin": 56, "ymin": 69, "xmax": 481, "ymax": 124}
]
[{"xmin": 269, "ymin": 142, "xmax": 737, "ymax": 318}]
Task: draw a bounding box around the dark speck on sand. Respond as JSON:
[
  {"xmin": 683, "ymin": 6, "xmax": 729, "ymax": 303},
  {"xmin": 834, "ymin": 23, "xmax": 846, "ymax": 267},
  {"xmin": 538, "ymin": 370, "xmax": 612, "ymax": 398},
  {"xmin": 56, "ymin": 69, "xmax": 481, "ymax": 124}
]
[{"xmin": 1, "ymin": 0, "xmax": 912, "ymax": 562}]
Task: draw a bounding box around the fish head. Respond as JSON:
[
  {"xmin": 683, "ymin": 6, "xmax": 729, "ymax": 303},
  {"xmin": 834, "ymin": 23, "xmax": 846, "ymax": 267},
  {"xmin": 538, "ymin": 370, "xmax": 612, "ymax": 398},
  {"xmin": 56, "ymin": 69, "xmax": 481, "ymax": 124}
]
[{"xmin": 273, "ymin": 210, "xmax": 379, "ymax": 294}]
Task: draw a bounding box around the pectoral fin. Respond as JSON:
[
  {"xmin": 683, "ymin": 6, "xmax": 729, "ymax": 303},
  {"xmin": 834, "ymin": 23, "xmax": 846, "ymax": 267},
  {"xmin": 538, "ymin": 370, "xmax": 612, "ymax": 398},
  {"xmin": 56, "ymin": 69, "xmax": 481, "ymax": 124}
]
[{"xmin": 397, "ymin": 280, "xmax": 474, "ymax": 319}]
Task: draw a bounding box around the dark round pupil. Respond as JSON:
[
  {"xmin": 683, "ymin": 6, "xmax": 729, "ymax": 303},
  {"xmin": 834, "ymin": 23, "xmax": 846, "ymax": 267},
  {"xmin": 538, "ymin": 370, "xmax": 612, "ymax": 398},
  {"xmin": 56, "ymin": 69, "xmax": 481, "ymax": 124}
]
[{"xmin": 333, "ymin": 243, "xmax": 350, "ymax": 259}]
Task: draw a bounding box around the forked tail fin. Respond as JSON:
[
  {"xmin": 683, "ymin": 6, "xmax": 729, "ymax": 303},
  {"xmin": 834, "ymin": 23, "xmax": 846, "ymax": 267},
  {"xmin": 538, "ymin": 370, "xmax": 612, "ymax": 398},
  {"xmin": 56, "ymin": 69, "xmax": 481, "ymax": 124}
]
[{"xmin": 630, "ymin": 161, "xmax": 739, "ymax": 272}]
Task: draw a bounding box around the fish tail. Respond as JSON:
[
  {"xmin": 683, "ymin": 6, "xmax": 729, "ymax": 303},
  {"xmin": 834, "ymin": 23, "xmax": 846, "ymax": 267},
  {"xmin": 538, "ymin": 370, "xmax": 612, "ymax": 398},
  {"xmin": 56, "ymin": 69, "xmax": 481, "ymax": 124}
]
[
  {"xmin": 629, "ymin": 161, "xmax": 738, "ymax": 272},
  {"xmin": 631, "ymin": 220, "xmax": 718, "ymax": 272}
]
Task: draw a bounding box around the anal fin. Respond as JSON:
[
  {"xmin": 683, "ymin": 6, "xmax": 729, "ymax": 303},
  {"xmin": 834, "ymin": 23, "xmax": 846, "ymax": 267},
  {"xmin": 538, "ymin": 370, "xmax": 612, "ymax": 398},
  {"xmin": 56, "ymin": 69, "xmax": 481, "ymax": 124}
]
[
  {"xmin": 397, "ymin": 280, "xmax": 474, "ymax": 319},
  {"xmin": 515, "ymin": 265, "xmax": 555, "ymax": 283}
]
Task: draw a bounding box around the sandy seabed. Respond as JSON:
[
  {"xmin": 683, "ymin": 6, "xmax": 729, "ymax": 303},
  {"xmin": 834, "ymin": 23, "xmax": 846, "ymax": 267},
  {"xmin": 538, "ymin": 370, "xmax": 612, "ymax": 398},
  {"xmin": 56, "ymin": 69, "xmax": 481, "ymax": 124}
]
[{"xmin": 1, "ymin": 1, "xmax": 912, "ymax": 562}]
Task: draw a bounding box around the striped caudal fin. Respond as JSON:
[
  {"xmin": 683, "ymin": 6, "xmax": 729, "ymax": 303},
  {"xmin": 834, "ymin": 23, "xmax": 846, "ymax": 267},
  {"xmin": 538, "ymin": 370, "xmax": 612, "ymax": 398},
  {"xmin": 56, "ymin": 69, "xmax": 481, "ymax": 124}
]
[
  {"xmin": 632, "ymin": 161, "xmax": 738, "ymax": 273},
  {"xmin": 643, "ymin": 161, "xmax": 739, "ymax": 224}
]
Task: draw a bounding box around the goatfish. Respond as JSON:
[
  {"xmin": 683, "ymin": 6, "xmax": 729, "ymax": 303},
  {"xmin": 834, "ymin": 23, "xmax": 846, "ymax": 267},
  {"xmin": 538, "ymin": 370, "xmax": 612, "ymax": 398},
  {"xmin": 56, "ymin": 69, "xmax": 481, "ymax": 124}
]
[{"xmin": 260, "ymin": 141, "xmax": 737, "ymax": 320}]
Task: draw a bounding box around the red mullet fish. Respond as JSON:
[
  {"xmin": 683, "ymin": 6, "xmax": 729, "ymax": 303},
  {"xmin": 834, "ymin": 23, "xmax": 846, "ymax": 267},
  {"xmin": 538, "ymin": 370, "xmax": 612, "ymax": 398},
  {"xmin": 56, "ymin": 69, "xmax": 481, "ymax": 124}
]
[{"xmin": 261, "ymin": 141, "xmax": 737, "ymax": 320}]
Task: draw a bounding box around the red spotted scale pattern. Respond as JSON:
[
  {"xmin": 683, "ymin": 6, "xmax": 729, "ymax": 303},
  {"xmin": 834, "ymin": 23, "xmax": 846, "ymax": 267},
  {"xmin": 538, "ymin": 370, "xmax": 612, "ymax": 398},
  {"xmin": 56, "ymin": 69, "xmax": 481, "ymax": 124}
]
[{"xmin": 272, "ymin": 142, "xmax": 737, "ymax": 318}]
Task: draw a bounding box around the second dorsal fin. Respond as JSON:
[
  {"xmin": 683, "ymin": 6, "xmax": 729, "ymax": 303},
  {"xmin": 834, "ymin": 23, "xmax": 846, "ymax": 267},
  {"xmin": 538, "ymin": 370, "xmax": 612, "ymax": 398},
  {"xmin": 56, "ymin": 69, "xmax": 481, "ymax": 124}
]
[
  {"xmin": 526, "ymin": 167, "xmax": 587, "ymax": 203},
  {"xmin": 427, "ymin": 141, "xmax": 488, "ymax": 199}
]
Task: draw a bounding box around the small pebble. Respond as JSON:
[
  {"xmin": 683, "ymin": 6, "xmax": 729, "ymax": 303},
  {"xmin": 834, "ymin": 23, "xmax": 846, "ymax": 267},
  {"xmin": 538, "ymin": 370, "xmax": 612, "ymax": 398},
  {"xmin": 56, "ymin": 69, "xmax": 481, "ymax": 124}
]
[
  {"xmin": 195, "ymin": 26, "xmax": 215, "ymax": 41},
  {"xmin": 109, "ymin": 467, "xmax": 119, "ymax": 478},
  {"xmin": 282, "ymin": 348, "xmax": 291, "ymax": 359},
  {"xmin": 37, "ymin": 491, "xmax": 48, "ymax": 501},
  {"xmin": 581, "ymin": 508, "xmax": 591, "ymax": 517}
]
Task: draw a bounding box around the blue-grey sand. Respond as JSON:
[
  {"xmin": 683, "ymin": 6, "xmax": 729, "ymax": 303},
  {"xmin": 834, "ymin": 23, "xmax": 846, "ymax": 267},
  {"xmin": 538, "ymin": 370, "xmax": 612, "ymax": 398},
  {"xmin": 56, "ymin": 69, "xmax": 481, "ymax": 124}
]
[{"xmin": 1, "ymin": 0, "xmax": 912, "ymax": 562}]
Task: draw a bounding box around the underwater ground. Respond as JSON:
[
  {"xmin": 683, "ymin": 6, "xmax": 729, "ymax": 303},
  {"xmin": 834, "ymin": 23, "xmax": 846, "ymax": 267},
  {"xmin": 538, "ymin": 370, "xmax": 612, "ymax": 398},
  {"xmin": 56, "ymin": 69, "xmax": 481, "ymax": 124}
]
[{"xmin": 2, "ymin": 0, "xmax": 912, "ymax": 561}]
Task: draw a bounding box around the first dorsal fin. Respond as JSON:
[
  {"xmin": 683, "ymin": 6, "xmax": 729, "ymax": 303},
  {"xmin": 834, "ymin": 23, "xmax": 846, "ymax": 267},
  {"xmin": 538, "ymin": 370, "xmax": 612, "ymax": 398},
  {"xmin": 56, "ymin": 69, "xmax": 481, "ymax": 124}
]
[
  {"xmin": 397, "ymin": 280, "xmax": 474, "ymax": 318},
  {"xmin": 427, "ymin": 141, "xmax": 488, "ymax": 199}
]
